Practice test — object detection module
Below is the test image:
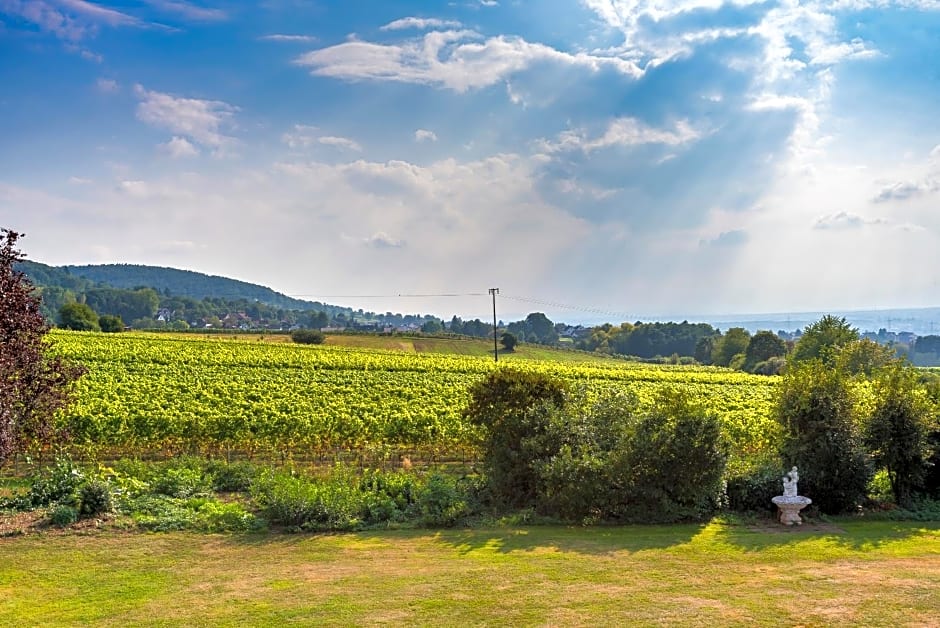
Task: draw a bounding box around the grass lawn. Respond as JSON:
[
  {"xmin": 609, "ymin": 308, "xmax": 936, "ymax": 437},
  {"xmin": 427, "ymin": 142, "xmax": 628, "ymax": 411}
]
[{"xmin": 1, "ymin": 520, "xmax": 938, "ymax": 626}]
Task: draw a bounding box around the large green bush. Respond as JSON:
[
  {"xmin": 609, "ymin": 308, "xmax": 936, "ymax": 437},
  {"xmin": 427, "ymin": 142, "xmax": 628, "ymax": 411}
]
[
  {"xmin": 610, "ymin": 388, "xmax": 727, "ymax": 521},
  {"xmin": 865, "ymin": 365, "xmax": 933, "ymax": 507},
  {"xmin": 776, "ymin": 360, "xmax": 870, "ymax": 513},
  {"xmin": 469, "ymin": 382, "xmax": 728, "ymax": 523},
  {"xmin": 463, "ymin": 368, "xmax": 568, "ymax": 508}
]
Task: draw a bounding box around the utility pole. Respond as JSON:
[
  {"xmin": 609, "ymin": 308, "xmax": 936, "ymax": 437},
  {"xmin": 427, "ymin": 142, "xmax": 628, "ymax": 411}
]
[{"xmin": 489, "ymin": 288, "xmax": 499, "ymax": 363}]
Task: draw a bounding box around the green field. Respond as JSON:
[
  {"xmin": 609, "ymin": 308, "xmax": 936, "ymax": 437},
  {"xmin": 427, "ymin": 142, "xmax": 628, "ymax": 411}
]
[
  {"xmin": 46, "ymin": 331, "xmax": 780, "ymax": 462},
  {"xmin": 1, "ymin": 521, "xmax": 937, "ymax": 625}
]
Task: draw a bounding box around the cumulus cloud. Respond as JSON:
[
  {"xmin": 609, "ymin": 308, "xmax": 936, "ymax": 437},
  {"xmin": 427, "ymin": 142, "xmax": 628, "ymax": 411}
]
[
  {"xmin": 813, "ymin": 211, "xmax": 886, "ymax": 230},
  {"xmin": 872, "ymin": 181, "xmax": 932, "ymax": 203},
  {"xmin": 295, "ymin": 29, "xmax": 642, "ymax": 92},
  {"xmin": 134, "ymin": 84, "xmax": 237, "ymax": 153},
  {"xmin": 414, "ymin": 129, "xmax": 438, "ymax": 143},
  {"xmin": 538, "ymin": 117, "xmax": 701, "ymax": 154},
  {"xmin": 159, "ymin": 136, "xmax": 200, "ymax": 158},
  {"xmin": 380, "ymin": 17, "xmax": 462, "ymax": 31}
]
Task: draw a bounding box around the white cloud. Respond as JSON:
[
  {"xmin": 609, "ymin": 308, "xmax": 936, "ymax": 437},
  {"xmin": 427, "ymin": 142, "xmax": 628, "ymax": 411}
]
[
  {"xmin": 380, "ymin": 17, "xmax": 462, "ymax": 31},
  {"xmin": 364, "ymin": 232, "xmax": 405, "ymax": 248},
  {"xmin": 159, "ymin": 136, "xmax": 200, "ymax": 158},
  {"xmin": 57, "ymin": 0, "xmax": 140, "ymax": 26},
  {"xmin": 96, "ymin": 78, "xmax": 118, "ymax": 92},
  {"xmin": 414, "ymin": 129, "xmax": 438, "ymax": 143},
  {"xmin": 79, "ymin": 48, "xmax": 102, "ymax": 62},
  {"xmin": 318, "ymin": 136, "xmax": 362, "ymax": 151},
  {"xmin": 134, "ymin": 84, "xmax": 237, "ymax": 153},
  {"xmin": 68, "ymin": 176, "xmax": 92, "ymax": 185},
  {"xmin": 813, "ymin": 211, "xmax": 887, "ymax": 230},
  {"xmin": 0, "ymin": 0, "xmax": 87, "ymax": 40},
  {"xmin": 143, "ymin": 1, "xmax": 227, "ymax": 21},
  {"xmin": 281, "ymin": 126, "xmax": 361, "ymax": 151},
  {"xmin": 295, "ymin": 29, "xmax": 642, "ymax": 93},
  {"xmin": 538, "ymin": 117, "xmax": 701, "ymax": 154},
  {"xmin": 260, "ymin": 34, "xmax": 317, "ymax": 43},
  {"xmin": 281, "ymin": 124, "xmax": 318, "ymax": 149},
  {"xmin": 872, "ymin": 181, "xmax": 933, "ymax": 203}
]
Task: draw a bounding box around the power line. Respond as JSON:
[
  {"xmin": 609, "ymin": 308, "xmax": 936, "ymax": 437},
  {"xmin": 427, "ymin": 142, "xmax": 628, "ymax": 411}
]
[
  {"xmin": 285, "ymin": 289, "xmax": 637, "ymax": 322},
  {"xmin": 500, "ymin": 295, "xmax": 634, "ymax": 320},
  {"xmin": 287, "ymin": 292, "xmax": 489, "ymax": 299}
]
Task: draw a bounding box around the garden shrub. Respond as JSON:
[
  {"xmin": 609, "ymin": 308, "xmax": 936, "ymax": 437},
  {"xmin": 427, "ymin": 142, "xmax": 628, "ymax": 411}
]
[
  {"xmin": 150, "ymin": 465, "xmax": 212, "ymax": 499},
  {"xmin": 725, "ymin": 459, "xmax": 783, "ymax": 513},
  {"xmin": 205, "ymin": 459, "xmax": 258, "ymax": 493},
  {"xmin": 463, "ymin": 368, "xmax": 568, "ymax": 508},
  {"xmin": 24, "ymin": 456, "xmax": 85, "ymax": 509},
  {"xmin": 610, "ymin": 388, "xmax": 727, "ymax": 522},
  {"xmin": 416, "ymin": 473, "xmax": 467, "ymax": 527},
  {"xmin": 252, "ymin": 468, "xmax": 361, "ymax": 531},
  {"xmin": 520, "ymin": 388, "xmax": 727, "ymax": 523},
  {"xmin": 78, "ymin": 479, "xmax": 114, "ymax": 517},
  {"xmin": 776, "ymin": 360, "xmax": 870, "ymax": 514},
  {"xmin": 49, "ymin": 504, "xmax": 79, "ymax": 526},
  {"xmin": 864, "ymin": 365, "xmax": 933, "ymax": 507}
]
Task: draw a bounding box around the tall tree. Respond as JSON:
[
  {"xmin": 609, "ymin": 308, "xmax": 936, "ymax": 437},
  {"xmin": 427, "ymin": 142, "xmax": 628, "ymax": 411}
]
[
  {"xmin": 865, "ymin": 365, "xmax": 932, "ymax": 507},
  {"xmin": 58, "ymin": 302, "xmax": 100, "ymax": 331},
  {"xmin": 712, "ymin": 327, "xmax": 751, "ymax": 367},
  {"xmin": 791, "ymin": 315, "xmax": 859, "ymax": 366},
  {"xmin": 1, "ymin": 230, "xmax": 85, "ymax": 464},
  {"xmin": 744, "ymin": 330, "xmax": 787, "ymax": 371}
]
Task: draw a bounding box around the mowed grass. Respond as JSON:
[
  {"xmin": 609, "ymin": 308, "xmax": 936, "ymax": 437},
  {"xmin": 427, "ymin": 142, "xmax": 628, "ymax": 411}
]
[{"xmin": 2, "ymin": 521, "xmax": 938, "ymax": 626}]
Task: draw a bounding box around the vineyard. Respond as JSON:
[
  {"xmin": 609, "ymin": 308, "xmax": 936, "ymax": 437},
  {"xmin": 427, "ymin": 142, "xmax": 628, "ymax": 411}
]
[{"xmin": 48, "ymin": 331, "xmax": 781, "ymax": 463}]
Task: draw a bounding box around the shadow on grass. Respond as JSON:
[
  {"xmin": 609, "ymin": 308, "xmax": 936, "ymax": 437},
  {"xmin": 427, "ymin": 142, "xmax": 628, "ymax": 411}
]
[
  {"xmin": 710, "ymin": 515, "xmax": 940, "ymax": 553},
  {"xmin": 227, "ymin": 522, "xmax": 709, "ymax": 556},
  {"xmin": 223, "ymin": 515, "xmax": 939, "ymax": 559}
]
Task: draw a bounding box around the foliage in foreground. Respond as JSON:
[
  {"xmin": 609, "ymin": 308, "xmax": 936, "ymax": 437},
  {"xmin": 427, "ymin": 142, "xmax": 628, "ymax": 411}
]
[
  {"xmin": 0, "ymin": 229, "xmax": 85, "ymax": 464},
  {"xmin": 775, "ymin": 360, "xmax": 871, "ymax": 514},
  {"xmin": 464, "ymin": 369, "xmax": 728, "ymax": 522},
  {"xmin": 251, "ymin": 466, "xmax": 470, "ymax": 531}
]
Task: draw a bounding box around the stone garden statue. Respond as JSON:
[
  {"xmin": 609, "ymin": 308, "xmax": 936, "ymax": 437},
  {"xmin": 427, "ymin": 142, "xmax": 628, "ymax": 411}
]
[
  {"xmin": 772, "ymin": 466, "xmax": 811, "ymax": 525},
  {"xmin": 782, "ymin": 467, "xmax": 799, "ymax": 498}
]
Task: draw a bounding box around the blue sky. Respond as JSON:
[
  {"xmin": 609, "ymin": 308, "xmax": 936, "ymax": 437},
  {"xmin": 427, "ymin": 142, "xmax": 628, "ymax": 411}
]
[{"xmin": 2, "ymin": 0, "xmax": 940, "ymax": 322}]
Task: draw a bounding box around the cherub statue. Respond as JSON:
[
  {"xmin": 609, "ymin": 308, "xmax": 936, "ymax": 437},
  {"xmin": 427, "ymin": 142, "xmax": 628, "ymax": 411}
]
[{"xmin": 782, "ymin": 466, "xmax": 799, "ymax": 497}]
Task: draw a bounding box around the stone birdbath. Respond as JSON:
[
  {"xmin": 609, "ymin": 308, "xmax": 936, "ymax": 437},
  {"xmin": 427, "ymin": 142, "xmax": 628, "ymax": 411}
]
[{"xmin": 771, "ymin": 466, "xmax": 812, "ymax": 525}]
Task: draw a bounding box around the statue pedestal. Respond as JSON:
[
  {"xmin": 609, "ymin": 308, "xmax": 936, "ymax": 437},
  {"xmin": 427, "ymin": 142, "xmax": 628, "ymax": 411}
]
[{"xmin": 771, "ymin": 495, "xmax": 812, "ymax": 525}]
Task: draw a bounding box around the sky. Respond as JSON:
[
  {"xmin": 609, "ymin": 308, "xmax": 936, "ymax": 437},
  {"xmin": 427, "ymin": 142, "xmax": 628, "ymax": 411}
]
[{"xmin": 2, "ymin": 0, "xmax": 940, "ymax": 323}]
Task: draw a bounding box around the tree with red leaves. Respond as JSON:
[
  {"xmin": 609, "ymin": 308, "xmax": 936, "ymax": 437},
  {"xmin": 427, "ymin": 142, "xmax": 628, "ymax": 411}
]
[{"xmin": 0, "ymin": 229, "xmax": 84, "ymax": 464}]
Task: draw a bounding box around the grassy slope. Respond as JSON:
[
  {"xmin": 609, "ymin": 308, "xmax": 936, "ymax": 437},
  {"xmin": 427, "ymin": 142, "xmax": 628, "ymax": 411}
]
[{"xmin": 1, "ymin": 521, "xmax": 937, "ymax": 625}]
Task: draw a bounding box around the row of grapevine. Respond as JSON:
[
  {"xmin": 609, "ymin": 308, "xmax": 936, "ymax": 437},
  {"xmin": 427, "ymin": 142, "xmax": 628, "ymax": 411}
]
[{"xmin": 50, "ymin": 331, "xmax": 781, "ymax": 460}]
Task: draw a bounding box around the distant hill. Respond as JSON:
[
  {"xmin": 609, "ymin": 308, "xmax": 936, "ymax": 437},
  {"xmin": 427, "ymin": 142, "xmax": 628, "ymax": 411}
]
[{"xmin": 62, "ymin": 264, "xmax": 322, "ymax": 311}]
